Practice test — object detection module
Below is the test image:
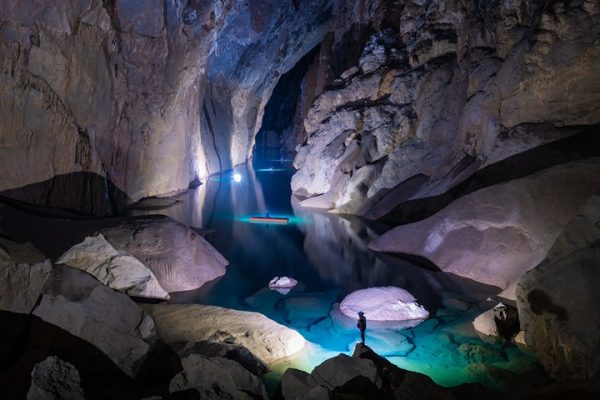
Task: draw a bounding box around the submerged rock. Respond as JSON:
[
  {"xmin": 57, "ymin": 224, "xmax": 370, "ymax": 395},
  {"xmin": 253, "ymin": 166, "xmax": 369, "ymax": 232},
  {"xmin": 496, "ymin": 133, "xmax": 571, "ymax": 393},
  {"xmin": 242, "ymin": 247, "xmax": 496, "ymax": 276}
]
[
  {"xmin": 517, "ymin": 196, "xmax": 600, "ymax": 380},
  {"xmin": 100, "ymin": 216, "xmax": 228, "ymax": 292},
  {"xmin": 57, "ymin": 234, "xmax": 169, "ymax": 300},
  {"xmin": 26, "ymin": 356, "xmax": 84, "ymax": 400},
  {"xmin": 32, "ymin": 265, "xmax": 155, "ymax": 377},
  {"xmin": 141, "ymin": 304, "xmax": 306, "ymax": 365},
  {"xmin": 369, "ymin": 159, "xmax": 600, "ymax": 299},
  {"xmin": 339, "ymin": 286, "xmax": 429, "ymax": 322}
]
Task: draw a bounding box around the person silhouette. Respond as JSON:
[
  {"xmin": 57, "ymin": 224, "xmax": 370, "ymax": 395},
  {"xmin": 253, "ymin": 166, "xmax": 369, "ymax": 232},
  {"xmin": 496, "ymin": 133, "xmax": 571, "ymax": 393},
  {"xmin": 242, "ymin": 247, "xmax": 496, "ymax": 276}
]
[{"xmin": 357, "ymin": 311, "xmax": 367, "ymax": 344}]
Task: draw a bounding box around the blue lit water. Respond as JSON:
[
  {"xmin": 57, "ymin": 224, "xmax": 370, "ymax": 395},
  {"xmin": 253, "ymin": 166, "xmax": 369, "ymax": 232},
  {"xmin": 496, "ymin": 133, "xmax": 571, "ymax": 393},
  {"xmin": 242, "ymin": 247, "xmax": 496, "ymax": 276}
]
[{"xmin": 147, "ymin": 155, "xmax": 540, "ymax": 389}]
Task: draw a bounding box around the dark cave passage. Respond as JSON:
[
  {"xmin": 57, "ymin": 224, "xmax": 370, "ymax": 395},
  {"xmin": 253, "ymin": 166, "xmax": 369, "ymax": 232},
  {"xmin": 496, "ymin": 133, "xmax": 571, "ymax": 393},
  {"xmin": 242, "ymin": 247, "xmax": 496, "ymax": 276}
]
[{"xmin": 253, "ymin": 45, "xmax": 321, "ymax": 161}]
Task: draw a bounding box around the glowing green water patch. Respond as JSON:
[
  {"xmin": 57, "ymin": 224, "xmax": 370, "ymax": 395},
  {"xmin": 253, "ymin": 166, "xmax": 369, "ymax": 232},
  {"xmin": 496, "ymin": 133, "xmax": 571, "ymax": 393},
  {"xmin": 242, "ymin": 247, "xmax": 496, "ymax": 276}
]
[
  {"xmin": 235, "ymin": 214, "xmax": 307, "ymax": 225},
  {"xmin": 255, "ymin": 167, "xmax": 288, "ymax": 172}
]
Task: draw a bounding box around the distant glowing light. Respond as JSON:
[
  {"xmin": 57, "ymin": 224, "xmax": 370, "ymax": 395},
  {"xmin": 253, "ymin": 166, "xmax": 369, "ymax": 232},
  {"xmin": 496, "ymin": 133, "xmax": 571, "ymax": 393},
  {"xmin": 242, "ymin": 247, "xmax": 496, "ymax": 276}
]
[{"xmin": 233, "ymin": 173, "xmax": 242, "ymax": 183}]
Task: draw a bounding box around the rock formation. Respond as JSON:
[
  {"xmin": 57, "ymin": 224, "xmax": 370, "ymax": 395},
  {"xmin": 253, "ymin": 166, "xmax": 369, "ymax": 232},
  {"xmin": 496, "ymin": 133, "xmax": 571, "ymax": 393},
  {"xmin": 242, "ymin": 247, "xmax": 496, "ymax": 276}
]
[
  {"xmin": 141, "ymin": 303, "xmax": 306, "ymax": 365},
  {"xmin": 291, "ymin": 0, "xmax": 600, "ymax": 217},
  {"xmin": 517, "ymin": 196, "xmax": 600, "ymax": 381},
  {"xmin": 32, "ymin": 265, "xmax": 156, "ymax": 377},
  {"xmin": 339, "ymin": 286, "xmax": 429, "ymax": 322},
  {"xmin": 369, "ymin": 158, "xmax": 600, "ymax": 299},
  {"xmin": 26, "ymin": 356, "xmax": 84, "ymax": 400},
  {"xmin": 56, "ymin": 234, "xmax": 169, "ymax": 300},
  {"xmin": 100, "ymin": 215, "xmax": 228, "ymax": 292}
]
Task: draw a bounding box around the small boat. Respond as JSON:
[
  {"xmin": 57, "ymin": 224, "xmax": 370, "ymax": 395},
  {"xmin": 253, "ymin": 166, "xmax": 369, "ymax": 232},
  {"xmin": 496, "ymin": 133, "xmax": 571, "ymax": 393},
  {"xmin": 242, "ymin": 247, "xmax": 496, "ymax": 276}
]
[{"xmin": 250, "ymin": 215, "xmax": 290, "ymax": 224}]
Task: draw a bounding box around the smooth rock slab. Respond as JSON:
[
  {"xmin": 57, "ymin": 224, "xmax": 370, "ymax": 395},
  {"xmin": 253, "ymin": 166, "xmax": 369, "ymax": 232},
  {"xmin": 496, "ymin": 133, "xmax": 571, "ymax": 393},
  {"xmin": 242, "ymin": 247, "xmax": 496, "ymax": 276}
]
[
  {"xmin": 141, "ymin": 304, "xmax": 306, "ymax": 365},
  {"xmin": 269, "ymin": 276, "xmax": 298, "ymax": 295},
  {"xmin": 369, "ymin": 159, "xmax": 600, "ymax": 299},
  {"xmin": 57, "ymin": 234, "xmax": 169, "ymax": 300},
  {"xmin": 32, "ymin": 265, "xmax": 155, "ymax": 377},
  {"xmin": 27, "ymin": 356, "xmax": 84, "ymax": 400},
  {"xmin": 101, "ymin": 216, "xmax": 228, "ymax": 292},
  {"xmin": 339, "ymin": 287, "xmax": 429, "ymax": 322}
]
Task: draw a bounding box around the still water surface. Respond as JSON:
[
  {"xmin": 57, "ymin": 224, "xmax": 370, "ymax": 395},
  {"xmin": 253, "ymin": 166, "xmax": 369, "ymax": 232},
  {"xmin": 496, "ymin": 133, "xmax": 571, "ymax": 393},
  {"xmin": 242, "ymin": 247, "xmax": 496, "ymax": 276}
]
[{"xmin": 140, "ymin": 156, "xmax": 538, "ymax": 389}]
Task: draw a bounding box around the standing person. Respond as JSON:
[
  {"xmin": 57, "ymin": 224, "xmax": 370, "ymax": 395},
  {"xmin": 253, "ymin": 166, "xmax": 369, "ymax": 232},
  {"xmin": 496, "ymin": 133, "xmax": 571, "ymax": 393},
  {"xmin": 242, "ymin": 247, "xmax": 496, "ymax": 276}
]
[{"xmin": 357, "ymin": 311, "xmax": 367, "ymax": 344}]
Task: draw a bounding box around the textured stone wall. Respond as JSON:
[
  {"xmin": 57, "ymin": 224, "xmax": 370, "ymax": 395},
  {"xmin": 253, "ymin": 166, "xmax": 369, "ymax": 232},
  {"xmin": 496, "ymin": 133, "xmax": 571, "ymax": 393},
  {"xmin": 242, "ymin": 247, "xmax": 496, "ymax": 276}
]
[
  {"xmin": 291, "ymin": 0, "xmax": 600, "ymax": 217},
  {"xmin": 0, "ymin": 0, "xmax": 334, "ymax": 212}
]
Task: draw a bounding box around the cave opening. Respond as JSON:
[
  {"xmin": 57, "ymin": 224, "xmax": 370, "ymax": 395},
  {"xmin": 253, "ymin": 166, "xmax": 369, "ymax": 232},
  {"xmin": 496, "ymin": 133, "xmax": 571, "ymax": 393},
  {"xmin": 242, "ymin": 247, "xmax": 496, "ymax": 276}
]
[{"xmin": 253, "ymin": 45, "xmax": 321, "ymax": 165}]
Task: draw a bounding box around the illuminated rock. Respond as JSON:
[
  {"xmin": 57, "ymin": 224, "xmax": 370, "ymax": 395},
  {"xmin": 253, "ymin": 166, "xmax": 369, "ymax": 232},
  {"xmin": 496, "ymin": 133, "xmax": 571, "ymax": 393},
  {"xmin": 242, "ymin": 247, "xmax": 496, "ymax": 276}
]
[
  {"xmin": 57, "ymin": 234, "xmax": 169, "ymax": 300},
  {"xmin": 141, "ymin": 304, "xmax": 306, "ymax": 365},
  {"xmin": 517, "ymin": 196, "xmax": 600, "ymax": 380},
  {"xmin": 27, "ymin": 356, "xmax": 84, "ymax": 400},
  {"xmin": 339, "ymin": 287, "xmax": 429, "ymax": 322},
  {"xmin": 100, "ymin": 216, "xmax": 228, "ymax": 292},
  {"xmin": 32, "ymin": 265, "xmax": 155, "ymax": 377},
  {"xmin": 370, "ymin": 158, "xmax": 600, "ymax": 299},
  {"xmin": 268, "ymin": 276, "xmax": 298, "ymax": 294}
]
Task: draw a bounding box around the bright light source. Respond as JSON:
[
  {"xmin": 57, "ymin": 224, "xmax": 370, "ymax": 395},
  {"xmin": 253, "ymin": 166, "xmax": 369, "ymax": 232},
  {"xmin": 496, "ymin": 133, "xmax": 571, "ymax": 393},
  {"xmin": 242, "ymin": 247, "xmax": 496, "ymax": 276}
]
[{"xmin": 233, "ymin": 173, "xmax": 242, "ymax": 183}]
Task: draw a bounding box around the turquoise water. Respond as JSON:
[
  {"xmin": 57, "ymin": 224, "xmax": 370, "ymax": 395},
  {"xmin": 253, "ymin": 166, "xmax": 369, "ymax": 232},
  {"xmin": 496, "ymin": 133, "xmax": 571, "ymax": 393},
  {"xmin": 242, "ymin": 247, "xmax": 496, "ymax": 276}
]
[{"xmin": 143, "ymin": 156, "xmax": 540, "ymax": 389}]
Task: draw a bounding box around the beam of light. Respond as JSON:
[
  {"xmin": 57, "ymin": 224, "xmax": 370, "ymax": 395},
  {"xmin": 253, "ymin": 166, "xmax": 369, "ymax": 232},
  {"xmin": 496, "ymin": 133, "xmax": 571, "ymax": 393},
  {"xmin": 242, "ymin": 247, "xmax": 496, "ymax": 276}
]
[{"xmin": 233, "ymin": 172, "xmax": 242, "ymax": 183}]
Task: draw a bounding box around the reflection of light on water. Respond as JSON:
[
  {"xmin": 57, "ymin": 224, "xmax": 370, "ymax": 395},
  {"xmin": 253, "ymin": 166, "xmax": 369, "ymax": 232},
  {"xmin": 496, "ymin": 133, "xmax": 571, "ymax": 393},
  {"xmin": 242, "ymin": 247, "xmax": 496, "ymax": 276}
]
[
  {"xmin": 256, "ymin": 167, "xmax": 287, "ymax": 172},
  {"xmin": 235, "ymin": 214, "xmax": 308, "ymax": 225}
]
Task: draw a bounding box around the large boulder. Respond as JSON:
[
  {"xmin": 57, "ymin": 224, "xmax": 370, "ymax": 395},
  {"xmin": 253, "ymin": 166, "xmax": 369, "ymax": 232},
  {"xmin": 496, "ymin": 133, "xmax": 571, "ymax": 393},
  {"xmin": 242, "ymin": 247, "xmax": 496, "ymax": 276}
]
[
  {"xmin": 369, "ymin": 159, "xmax": 600, "ymax": 299},
  {"xmin": 26, "ymin": 356, "xmax": 84, "ymax": 400},
  {"xmin": 100, "ymin": 216, "xmax": 228, "ymax": 292},
  {"xmin": 0, "ymin": 238, "xmax": 52, "ymax": 314},
  {"xmin": 339, "ymin": 286, "xmax": 429, "ymax": 322},
  {"xmin": 169, "ymin": 353, "xmax": 266, "ymax": 400},
  {"xmin": 141, "ymin": 303, "xmax": 306, "ymax": 365},
  {"xmin": 32, "ymin": 265, "xmax": 155, "ymax": 377},
  {"xmin": 56, "ymin": 234, "xmax": 169, "ymax": 300},
  {"xmin": 517, "ymin": 196, "xmax": 600, "ymax": 380}
]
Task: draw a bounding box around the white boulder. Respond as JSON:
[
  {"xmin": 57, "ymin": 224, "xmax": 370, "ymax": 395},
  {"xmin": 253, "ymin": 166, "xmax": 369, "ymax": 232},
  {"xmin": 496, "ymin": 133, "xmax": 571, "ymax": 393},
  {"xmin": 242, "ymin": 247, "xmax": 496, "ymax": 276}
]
[
  {"xmin": 268, "ymin": 276, "xmax": 298, "ymax": 294},
  {"xmin": 339, "ymin": 287, "xmax": 429, "ymax": 322},
  {"xmin": 57, "ymin": 234, "xmax": 169, "ymax": 300},
  {"xmin": 100, "ymin": 216, "xmax": 228, "ymax": 292}
]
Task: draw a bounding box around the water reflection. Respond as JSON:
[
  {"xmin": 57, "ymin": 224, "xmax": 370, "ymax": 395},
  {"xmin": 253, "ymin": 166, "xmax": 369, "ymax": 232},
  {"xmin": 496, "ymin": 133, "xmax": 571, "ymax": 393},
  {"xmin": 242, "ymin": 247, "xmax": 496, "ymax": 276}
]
[{"xmin": 133, "ymin": 160, "xmax": 537, "ymax": 388}]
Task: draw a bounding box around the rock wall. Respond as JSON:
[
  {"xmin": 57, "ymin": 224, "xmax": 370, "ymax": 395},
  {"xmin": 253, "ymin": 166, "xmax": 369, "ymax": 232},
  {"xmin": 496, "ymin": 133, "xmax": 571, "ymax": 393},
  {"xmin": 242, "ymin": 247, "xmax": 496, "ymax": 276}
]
[
  {"xmin": 291, "ymin": 0, "xmax": 600, "ymax": 216},
  {"xmin": 0, "ymin": 0, "xmax": 335, "ymax": 213}
]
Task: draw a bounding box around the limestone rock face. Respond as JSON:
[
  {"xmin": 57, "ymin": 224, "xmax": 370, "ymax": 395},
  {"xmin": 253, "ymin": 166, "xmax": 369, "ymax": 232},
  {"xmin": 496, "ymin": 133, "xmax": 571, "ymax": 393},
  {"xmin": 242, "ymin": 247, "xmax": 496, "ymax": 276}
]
[
  {"xmin": 26, "ymin": 356, "xmax": 84, "ymax": 400},
  {"xmin": 339, "ymin": 286, "xmax": 429, "ymax": 322},
  {"xmin": 57, "ymin": 234, "xmax": 169, "ymax": 300},
  {"xmin": 32, "ymin": 265, "xmax": 155, "ymax": 377},
  {"xmin": 100, "ymin": 216, "xmax": 228, "ymax": 292},
  {"xmin": 292, "ymin": 0, "xmax": 600, "ymax": 217},
  {"xmin": 517, "ymin": 196, "xmax": 600, "ymax": 380},
  {"xmin": 369, "ymin": 159, "xmax": 600, "ymax": 299},
  {"xmin": 141, "ymin": 303, "xmax": 306, "ymax": 365},
  {"xmin": 0, "ymin": 238, "xmax": 52, "ymax": 314},
  {"xmin": 0, "ymin": 0, "xmax": 334, "ymax": 213}
]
